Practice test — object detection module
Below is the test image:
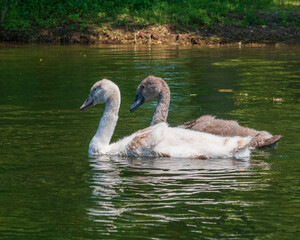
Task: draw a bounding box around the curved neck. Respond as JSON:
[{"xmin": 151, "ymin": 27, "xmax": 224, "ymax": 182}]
[
  {"xmin": 151, "ymin": 81, "xmax": 170, "ymax": 126},
  {"xmin": 91, "ymin": 96, "xmax": 120, "ymax": 149}
]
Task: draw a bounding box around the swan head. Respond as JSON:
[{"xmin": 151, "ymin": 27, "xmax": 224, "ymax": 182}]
[
  {"xmin": 80, "ymin": 79, "xmax": 120, "ymax": 111},
  {"xmin": 130, "ymin": 75, "xmax": 167, "ymax": 112}
]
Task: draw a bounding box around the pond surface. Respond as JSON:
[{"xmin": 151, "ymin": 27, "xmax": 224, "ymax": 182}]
[{"xmin": 0, "ymin": 44, "xmax": 299, "ymax": 239}]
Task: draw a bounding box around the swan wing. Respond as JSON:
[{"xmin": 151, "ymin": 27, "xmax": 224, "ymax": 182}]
[
  {"xmin": 179, "ymin": 115, "xmax": 280, "ymax": 149},
  {"xmin": 152, "ymin": 127, "xmax": 252, "ymax": 159},
  {"xmin": 108, "ymin": 123, "xmax": 169, "ymax": 157}
]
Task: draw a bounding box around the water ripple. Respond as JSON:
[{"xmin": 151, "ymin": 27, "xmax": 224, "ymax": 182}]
[{"xmin": 87, "ymin": 156, "xmax": 271, "ymax": 238}]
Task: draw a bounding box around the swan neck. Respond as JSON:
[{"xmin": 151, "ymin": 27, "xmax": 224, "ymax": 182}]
[
  {"xmin": 93, "ymin": 97, "xmax": 120, "ymax": 147},
  {"xmin": 151, "ymin": 82, "xmax": 170, "ymax": 126}
]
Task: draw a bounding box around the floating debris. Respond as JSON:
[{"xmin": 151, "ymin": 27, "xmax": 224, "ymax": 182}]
[
  {"xmin": 273, "ymin": 97, "xmax": 283, "ymax": 103},
  {"xmin": 218, "ymin": 89, "xmax": 234, "ymax": 92}
]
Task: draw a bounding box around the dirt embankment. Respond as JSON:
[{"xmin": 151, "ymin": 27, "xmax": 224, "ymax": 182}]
[{"xmin": 1, "ymin": 23, "xmax": 299, "ymax": 46}]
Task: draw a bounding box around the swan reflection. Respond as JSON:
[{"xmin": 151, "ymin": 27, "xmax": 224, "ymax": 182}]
[{"xmin": 87, "ymin": 156, "xmax": 270, "ymax": 223}]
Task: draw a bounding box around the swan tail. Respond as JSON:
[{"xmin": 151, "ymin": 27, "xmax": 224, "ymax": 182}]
[{"xmin": 250, "ymin": 134, "xmax": 282, "ymax": 149}]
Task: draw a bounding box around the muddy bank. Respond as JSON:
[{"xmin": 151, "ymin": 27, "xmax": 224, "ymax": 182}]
[{"xmin": 1, "ymin": 24, "xmax": 299, "ymax": 46}]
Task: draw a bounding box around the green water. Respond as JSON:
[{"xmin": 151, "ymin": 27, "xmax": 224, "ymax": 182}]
[{"xmin": 0, "ymin": 44, "xmax": 299, "ymax": 239}]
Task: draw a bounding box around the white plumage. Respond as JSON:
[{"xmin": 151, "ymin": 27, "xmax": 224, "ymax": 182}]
[{"xmin": 80, "ymin": 79, "xmax": 251, "ymax": 159}]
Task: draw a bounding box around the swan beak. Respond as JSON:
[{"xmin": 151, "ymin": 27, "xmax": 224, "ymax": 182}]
[
  {"xmin": 130, "ymin": 94, "xmax": 145, "ymax": 112},
  {"xmin": 80, "ymin": 95, "xmax": 94, "ymax": 111}
]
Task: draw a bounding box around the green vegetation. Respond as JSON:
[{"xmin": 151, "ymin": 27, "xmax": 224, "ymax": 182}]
[{"xmin": 1, "ymin": 0, "xmax": 299, "ymax": 32}]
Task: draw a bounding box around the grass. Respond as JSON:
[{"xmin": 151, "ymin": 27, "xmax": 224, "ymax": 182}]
[{"xmin": 1, "ymin": 0, "xmax": 299, "ymax": 32}]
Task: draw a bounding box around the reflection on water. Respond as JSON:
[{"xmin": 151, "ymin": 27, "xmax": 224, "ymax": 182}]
[
  {"xmin": 87, "ymin": 156, "xmax": 271, "ymax": 238},
  {"xmin": 0, "ymin": 44, "xmax": 299, "ymax": 239}
]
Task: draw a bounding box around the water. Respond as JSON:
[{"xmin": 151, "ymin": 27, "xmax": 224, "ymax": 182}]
[{"xmin": 0, "ymin": 44, "xmax": 299, "ymax": 239}]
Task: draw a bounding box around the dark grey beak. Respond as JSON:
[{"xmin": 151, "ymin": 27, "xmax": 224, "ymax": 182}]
[
  {"xmin": 80, "ymin": 95, "xmax": 94, "ymax": 111},
  {"xmin": 130, "ymin": 93, "xmax": 145, "ymax": 112}
]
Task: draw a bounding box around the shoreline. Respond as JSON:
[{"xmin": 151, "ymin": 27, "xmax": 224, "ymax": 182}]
[{"xmin": 1, "ymin": 24, "xmax": 299, "ymax": 46}]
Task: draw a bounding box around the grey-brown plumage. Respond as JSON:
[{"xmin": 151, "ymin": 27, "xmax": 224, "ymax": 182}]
[{"xmin": 130, "ymin": 75, "xmax": 282, "ymax": 149}]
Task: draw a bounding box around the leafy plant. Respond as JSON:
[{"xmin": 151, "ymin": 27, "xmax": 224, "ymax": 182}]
[{"xmin": 0, "ymin": 0, "xmax": 299, "ymax": 33}]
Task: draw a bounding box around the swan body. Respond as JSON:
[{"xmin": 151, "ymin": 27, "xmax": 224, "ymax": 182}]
[
  {"xmin": 130, "ymin": 75, "xmax": 282, "ymax": 149},
  {"xmin": 80, "ymin": 79, "xmax": 251, "ymax": 159}
]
